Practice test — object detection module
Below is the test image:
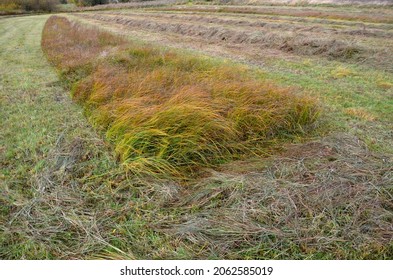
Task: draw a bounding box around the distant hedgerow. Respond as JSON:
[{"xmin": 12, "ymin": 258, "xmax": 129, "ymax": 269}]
[{"xmin": 1, "ymin": 0, "xmax": 59, "ymax": 12}]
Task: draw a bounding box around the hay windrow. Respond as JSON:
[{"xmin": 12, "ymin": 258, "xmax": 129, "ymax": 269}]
[
  {"xmin": 77, "ymin": 13, "xmax": 364, "ymax": 61},
  {"xmin": 96, "ymin": 11, "xmax": 393, "ymax": 39},
  {"xmin": 159, "ymin": 4, "xmax": 393, "ymax": 24}
]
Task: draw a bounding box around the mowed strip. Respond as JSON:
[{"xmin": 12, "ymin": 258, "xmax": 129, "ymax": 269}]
[
  {"xmin": 0, "ymin": 16, "xmax": 125, "ymax": 259},
  {"xmin": 0, "ymin": 15, "xmax": 64, "ymax": 183}
]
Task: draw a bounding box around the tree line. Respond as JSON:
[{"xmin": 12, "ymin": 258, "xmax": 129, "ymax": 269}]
[{"xmin": 0, "ymin": 0, "xmax": 125, "ymax": 11}]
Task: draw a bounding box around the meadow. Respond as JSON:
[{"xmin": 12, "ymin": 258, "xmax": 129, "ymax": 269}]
[{"xmin": 0, "ymin": 1, "xmax": 392, "ymax": 259}]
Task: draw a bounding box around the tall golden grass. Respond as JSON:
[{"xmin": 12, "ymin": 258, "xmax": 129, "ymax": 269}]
[{"xmin": 42, "ymin": 16, "xmax": 319, "ymax": 177}]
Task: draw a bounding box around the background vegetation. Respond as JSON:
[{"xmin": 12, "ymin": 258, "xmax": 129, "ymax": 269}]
[
  {"xmin": 0, "ymin": 0, "xmax": 59, "ymax": 12},
  {"xmin": 71, "ymin": 0, "xmax": 108, "ymax": 6}
]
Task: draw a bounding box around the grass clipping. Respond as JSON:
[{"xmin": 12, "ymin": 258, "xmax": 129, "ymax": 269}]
[{"xmin": 42, "ymin": 16, "xmax": 319, "ymax": 177}]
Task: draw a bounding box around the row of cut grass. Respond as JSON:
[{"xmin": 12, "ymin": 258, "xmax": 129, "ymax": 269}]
[
  {"xmin": 158, "ymin": 4, "xmax": 393, "ymax": 23},
  {"xmin": 42, "ymin": 15, "xmax": 319, "ymax": 178}
]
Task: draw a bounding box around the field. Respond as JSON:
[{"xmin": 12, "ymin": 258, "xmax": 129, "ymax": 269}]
[{"xmin": 0, "ymin": 1, "xmax": 392, "ymax": 259}]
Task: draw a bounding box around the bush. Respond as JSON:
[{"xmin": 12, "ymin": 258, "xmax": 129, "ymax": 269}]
[
  {"xmin": 5, "ymin": 0, "xmax": 60, "ymax": 11},
  {"xmin": 0, "ymin": 0, "xmax": 20, "ymax": 12},
  {"xmin": 73, "ymin": 0, "xmax": 108, "ymax": 6}
]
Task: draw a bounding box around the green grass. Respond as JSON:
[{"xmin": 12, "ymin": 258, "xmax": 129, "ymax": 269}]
[
  {"xmin": 0, "ymin": 15, "xmax": 129, "ymax": 259},
  {"xmin": 256, "ymin": 55, "xmax": 393, "ymax": 154},
  {"xmin": 263, "ymin": 59, "xmax": 393, "ymax": 120}
]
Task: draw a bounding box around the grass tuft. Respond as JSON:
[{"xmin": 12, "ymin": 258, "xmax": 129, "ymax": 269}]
[
  {"xmin": 345, "ymin": 108, "xmax": 376, "ymax": 121},
  {"xmin": 331, "ymin": 66, "xmax": 355, "ymax": 79},
  {"xmin": 42, "ymin": 16, "xmax": 319, "ymax": 177}
]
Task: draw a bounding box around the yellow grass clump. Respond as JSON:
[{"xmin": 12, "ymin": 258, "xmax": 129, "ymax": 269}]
[
  {"xmin": 331, "ymin": 66, "xmax": 355, "ymax": 79},
  {"xmin": 42, "ymin": 16, "xmax": 320, "ymax": 177},
  {"xmin": 345, "ymin": 108, "xmax": 376, "ymax": 121},
  {"xmin": 377, "ymin": 80, "xmax": 393, "ymax": 90}
]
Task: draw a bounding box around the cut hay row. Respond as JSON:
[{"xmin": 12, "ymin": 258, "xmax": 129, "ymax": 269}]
[
  {"xmin": 41, "ymin": 16, "xmax": 319, "ymax": 178},
  {"xmin": 149, "ymin": 8, "xmax": 393, "ymax": 30},
  {"xmin": 153, "ymin": 133, "xmax": 393, "ymax": 259},
  {"xmin": 157, "ymin": 4, "xmax": 393, "ymax": 24},
  {"xmin": 103, "ymin": 10, "xmax": 393, "ymax": 39},
  {"xmin": 77, "ymin": 11, "xmax": 393, "ymax": 71},
  {"xmin": 77, "ymin": 13, "xmax": 365, "ymax": 61}
]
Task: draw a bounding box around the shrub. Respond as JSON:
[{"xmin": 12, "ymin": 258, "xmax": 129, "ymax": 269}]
[
  {"xmin": 72, "ymin": 0, "xmax": 108, "ymax": 6},
  {"xmin": 0, "ymin": 0, "xmax": 20, "ymax": 12},
  {"xmin": 12, "ymin": 0, "xmax": 60, "ymax": 11},
  {"xmin": 0, "ymin": 0, "xmax": 61, "ymax": 13}
]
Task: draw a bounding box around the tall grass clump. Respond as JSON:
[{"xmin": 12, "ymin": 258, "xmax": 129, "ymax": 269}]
[{"xmin": 42, "ymin": 16, "xmax": 320, "ymax": 177}]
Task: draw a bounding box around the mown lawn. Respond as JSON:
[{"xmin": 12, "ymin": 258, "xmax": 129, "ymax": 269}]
[{"xmin": 0, "ymin": 15, "xmax": 128, "ymax": 259}]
